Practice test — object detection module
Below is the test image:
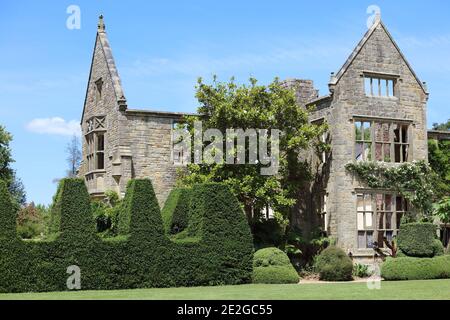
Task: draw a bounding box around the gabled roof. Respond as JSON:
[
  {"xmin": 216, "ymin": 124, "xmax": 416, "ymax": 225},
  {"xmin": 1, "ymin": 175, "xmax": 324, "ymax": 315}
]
[
  {"xmin": 80, "ymin": 16, "xmax": 126, "ymax": 123},
  {"xmin": 329, "ymin": 17, "xmax": 428, "ymax": 95}
]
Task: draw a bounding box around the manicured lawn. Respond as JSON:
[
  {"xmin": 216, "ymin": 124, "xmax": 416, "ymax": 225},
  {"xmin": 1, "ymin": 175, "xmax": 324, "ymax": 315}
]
[{"xmin": 0, "ymin": 279, "xmax": 449, "ymax": 300}]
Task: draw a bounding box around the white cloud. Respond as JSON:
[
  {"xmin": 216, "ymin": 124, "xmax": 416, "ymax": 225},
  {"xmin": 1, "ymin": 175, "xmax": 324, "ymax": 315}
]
[{"xmin": 26, "ymin": 117, "xmax": 81, "ymax": 137}]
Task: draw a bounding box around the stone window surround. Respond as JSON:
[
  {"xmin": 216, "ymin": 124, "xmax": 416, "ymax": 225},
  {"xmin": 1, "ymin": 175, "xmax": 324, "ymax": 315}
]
[
  {"xmin": 85, "ymin": 132, "xmax": 106, "ymax": 174},
  {"xmin": 352, "ymin": 115, "xmax": 414, "ymax": 163},
  {"xmin": 361, "ymin": 71, "xmax": 401, "ymax": 99},
  {"xmin": 354, "ymin": 188, "xmax": 409, "ymax": 252},
  {"xmin": 319, "ymin": 192, "xmax": 328, "ymax": 232},
  {"xmin": 85, "ymin": 115, "xmax": 107, "ymax": 175},
  {"xmin": 95, "ymin": 78, "xmax": 103, "ymax": 104},
  {"xmin": 85, "ymin": 115, "xmax": 107, "ymax": 134}
]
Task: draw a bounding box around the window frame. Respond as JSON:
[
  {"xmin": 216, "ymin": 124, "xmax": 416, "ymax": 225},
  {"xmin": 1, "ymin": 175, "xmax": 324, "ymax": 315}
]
[
  {"xmin": 363, "ymin": 72, "xmax": 398, "ymax": 98},
  {"xmin": 356, "ymin": 191, "xmax": 408, "ymax": 249},
  {"xmin": 85, "ymin": 115, "xmax": 107, "ymax": 173},
  {"xmin": 95, "ymin": 78, "xmax": 103, "ymax": 105},
  {"xmin": 354, "ymin": 117, "xmax": 411, "ymax": 163}
]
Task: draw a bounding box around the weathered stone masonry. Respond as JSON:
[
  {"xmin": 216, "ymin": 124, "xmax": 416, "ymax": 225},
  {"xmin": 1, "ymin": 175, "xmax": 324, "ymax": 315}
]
[
  {"xmin": 79, "ymin": 16, "xmax": 435, "ymax": 259},
  {"xmin": 286, "ymin": 18, "xmax": 429, "ymax": 260},
  {"xmin": 78, "ymin": 16, "xmax": 194, "ymax": 207}
]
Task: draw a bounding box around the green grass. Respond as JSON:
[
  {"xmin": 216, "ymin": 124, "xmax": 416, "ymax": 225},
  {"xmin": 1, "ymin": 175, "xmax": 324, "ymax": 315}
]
[{"xmin": 0, "ymin": 279, "xmax": 449, "ymax": 300}]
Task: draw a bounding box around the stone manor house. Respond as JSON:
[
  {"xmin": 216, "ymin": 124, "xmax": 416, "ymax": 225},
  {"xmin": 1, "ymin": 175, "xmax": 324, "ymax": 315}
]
[{"xmin": 79, "ymin": 16, "xmax": 449, "ymax": 259}]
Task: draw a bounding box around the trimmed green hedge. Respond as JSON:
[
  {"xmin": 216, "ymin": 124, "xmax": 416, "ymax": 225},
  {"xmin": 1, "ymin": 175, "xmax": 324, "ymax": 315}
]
[
  {"xmin": 432, "ymin": 239, "xmax": 445, "ymax": 257},
  {"xmin": 0, "ymin": 179, "xmax": 254, "ymax": 292},
  {"xmin": 161, "ymin": 188, "xmax": 191, "ymax": 234},
  {"xmin": 397, "ymin": 222, "xmax": 436, "ymax": 257},
  {"xmin": 381, "ymin": 255, "xmax": 450, "ymax": 280},
  {"xmin": 252, "ymin": 248, "xmax": 299, "ymax": 284},
  {"xmin": 314, "ymin": 246, "xmax": 353, "ymax": 281},
  {"xmin": 0, "ymin": 180, "xmax": 15, "ymax": 239},
  {"xmin": 252, "ymin": 266, "xmax": 299, "ymax": 284}
]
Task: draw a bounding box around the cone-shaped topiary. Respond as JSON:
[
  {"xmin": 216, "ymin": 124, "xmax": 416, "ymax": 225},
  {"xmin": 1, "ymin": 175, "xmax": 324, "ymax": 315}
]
[
  {"xmin": 0, "ymin": 179, "xmax": 254, "ymax": 292},
  {"xmin": 58, "ymin": 178, "xmax": 96, "ymax": 239},
  {"xmin": 118, "ymin": 179, "xmax": 165, "ymax": 241}
]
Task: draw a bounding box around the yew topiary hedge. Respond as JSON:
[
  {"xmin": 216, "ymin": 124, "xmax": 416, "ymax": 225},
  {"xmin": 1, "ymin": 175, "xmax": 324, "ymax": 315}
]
[
  {"xmin": 252, "ymin": 247, "xmax": 299, "ymax": 284},
  {"xmin": 161, "ymin": 188, "xmax": 191, "ymax": 234},
  {"xmin": 0, "ymin": 179, "xmax": 254, "ymax": 293},
  {"xmin": 397, "ymin": 222, "xmax": 437, "ymax": 257},
  {"xmin": 381, "ymin": 255, "xmax": 450, "ymax": 280}
]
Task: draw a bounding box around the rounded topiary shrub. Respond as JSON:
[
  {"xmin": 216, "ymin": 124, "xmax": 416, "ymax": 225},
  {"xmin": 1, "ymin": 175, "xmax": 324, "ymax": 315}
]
[
  {"xmin": 252, "ymin": 247, "xmax": 299, "ymax": 284},
  {"xmin": 432, "ymin": 239, "xmax": 445, "ymax": 257},
  {"xmin": 381, "ymin": 255, "xmax": 450, "ymax": 280},
  {"xmin": 314, "ymin": 246, "xmax": 353, "ymax": 281},
  {"xmin": 397, "ymin": 222, "xmax": 436, "ymax": 257}
]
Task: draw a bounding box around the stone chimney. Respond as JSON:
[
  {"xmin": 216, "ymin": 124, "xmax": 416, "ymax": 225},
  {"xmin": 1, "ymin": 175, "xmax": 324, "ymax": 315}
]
[{"xmin": 281, "ymin": 79, "xmax": 319, "ymax": 106}]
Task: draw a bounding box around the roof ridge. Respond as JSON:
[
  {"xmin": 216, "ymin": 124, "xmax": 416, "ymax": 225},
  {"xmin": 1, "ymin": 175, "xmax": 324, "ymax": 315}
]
[
  {"xmin": 330, "ymin": 19, "xmax": 428, "ymax": 95},
  {"xmin": 96, "ymin": 16, "xmax": 127, "ymax": 105}
]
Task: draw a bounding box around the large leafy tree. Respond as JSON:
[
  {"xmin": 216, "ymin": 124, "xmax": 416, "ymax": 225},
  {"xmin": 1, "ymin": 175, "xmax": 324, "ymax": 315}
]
[
  {"xmin": 177, "ymin": 77, "xmax": 327, "ymax": 231},
  {"xmin": 0, "ymin": 125, "xmax": 26, "ymax": 210},
  {"xmin": 428, "ymin": 119, "xmax": 450, "ymax": 196},
  {"xmin": 0, "ymin": 125, "xmax": 13, "ymax": 181}
]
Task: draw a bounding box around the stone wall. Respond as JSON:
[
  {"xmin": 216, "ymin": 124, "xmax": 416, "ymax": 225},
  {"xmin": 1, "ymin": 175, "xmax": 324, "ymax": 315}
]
[
  {"xmin": 310, "ymin": 22, "xmax": 428, "ymax": 257},
  {"xmin": 79, "ymin": 32, "xmax": 122, "ymax": 198},
  {"xmin": 122, "ymin": 112, "xmax": 181, "ymax": 207}
]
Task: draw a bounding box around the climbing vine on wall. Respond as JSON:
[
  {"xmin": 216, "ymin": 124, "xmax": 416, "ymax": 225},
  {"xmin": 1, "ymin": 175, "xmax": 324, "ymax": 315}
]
[{"xmin": 345, "ymin": 160, "xmax": 439, "ymax": 219}]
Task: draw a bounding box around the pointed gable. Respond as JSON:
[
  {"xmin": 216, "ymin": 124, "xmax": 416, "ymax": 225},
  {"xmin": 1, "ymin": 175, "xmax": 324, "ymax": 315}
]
[
  {"xmin": 81, "ymin": 15, "xmax": 127, "ymax": 123},
  {"xmin": 329, "ymin": 18, "xmax": 427, "ymax": 95}
]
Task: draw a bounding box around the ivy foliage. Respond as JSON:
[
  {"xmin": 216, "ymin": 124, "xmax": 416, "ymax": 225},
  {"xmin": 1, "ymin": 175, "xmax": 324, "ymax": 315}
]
[
  {"xmin": 0, "ymin": 178, "xmax": 253, "ymax": 293},
  {"xmin": 346, "ymin": 160, "xmax": 439, "ymax": 218}
]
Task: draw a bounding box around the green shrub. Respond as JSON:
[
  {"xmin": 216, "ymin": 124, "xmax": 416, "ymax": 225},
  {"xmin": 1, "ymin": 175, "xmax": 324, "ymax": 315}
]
[
  {"xmin": 16, "ymin": 204, "xmax": 45, "ymax": 239},
  {"xmin": 0, "ymin": 179, "xmax": 254, "ymax": 292},
  {"xmin": 252, "ymin": 266, "xmax": 299, "ymax": 284},
  {"xmin": 432, "ymin": 239, "xmax": 445, "ymax": 256},
  {"xmin": 17, "ymin": 221, "xmax": 43, "ymax": 239},
  {"xmin": 314, "ymin": 246, "xmax": 353, "ymax": 281},
  {"xmin": 352, "ymin": 263, "xmax": 371, "ymax": 278},
  {"xmin": 252, "ymin": 248, "xmax": 299, "ymax": 284},
  {"xmin": 253, "ymin": 247, "xmax": 292, "ymax": 267},
  {"xmin": 381, "ymin": 255, "xmax": 450, "ymax": 280},
  {"xmin": 161, "ymin": 188, "xmax": 191, "ymax": 234},
  {"xmin": 397, "ymin": 222, "xmax": 436, "ymax": 257}
]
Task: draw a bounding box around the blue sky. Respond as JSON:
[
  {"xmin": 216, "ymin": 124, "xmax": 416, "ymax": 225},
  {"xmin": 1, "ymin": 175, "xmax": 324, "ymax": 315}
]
[{"xmin": 1, "ymin": 0, "xmax": 449, "ymax": 204}]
